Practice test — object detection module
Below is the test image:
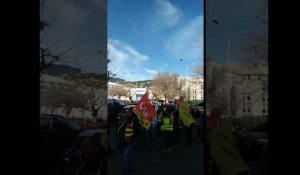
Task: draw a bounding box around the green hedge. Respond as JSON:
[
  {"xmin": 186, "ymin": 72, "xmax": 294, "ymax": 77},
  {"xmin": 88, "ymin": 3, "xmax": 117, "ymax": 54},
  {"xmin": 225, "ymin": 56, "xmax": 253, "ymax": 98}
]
[
  {"xmin": 232, "ymin": 116, "xmax": 268, "ymax": 131},
  {"xmin": 187, "ymin": 99, "xmax": 203, "ymax": 106}
]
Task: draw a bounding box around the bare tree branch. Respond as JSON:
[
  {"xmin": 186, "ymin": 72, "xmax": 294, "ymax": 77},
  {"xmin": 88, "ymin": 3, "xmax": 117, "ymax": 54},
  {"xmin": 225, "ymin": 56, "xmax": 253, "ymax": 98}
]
[{"xmin": 40, "ymin": 0, "xmax": 78, "ymax": 72}]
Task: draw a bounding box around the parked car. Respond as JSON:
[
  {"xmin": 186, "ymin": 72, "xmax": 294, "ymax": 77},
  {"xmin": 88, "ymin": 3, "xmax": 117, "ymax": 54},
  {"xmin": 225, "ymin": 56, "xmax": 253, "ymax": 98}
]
[
  {"xmin": 62, "ymin": 129, "xmax": 107, "ymax": 175},
  {"xmin": 40, "ymin": 114, "xmax": 82, "ymax": 133},
  {"xmin": 107, "ymin": 99, "xmax": 125, "ymax": 107},
  {"xmin": 40, "ymin": 114, "xmax": 83, "ymax": 174},
  {"xmin": 107, "ymin": 99, "xmax": 126, "ymax": 123}
]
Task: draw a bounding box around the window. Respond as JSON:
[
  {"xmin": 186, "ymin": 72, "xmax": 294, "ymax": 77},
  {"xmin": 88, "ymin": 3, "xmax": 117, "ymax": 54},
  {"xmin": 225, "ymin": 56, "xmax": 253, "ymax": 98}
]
[
  {"xmin": 247, "ymin": 96, "xmax": 251, "ymax": 101},
  {"xmin": 262, "ymin": 108, "xmax": 266, "ymax": 114},
  {"xmin": 243, "ymin": 108, "xmax": 246, "ymax": 113},
  {"xmin": 248, "ymin": 75, "xmax": 251, "ymax": 80},
  {"xmin": 262, "ymin": 97, "xmax": 265, "ymax": 101},
  {"xmin": 247, "ymin": 108, "xmax": 251, "ymax": 113}
]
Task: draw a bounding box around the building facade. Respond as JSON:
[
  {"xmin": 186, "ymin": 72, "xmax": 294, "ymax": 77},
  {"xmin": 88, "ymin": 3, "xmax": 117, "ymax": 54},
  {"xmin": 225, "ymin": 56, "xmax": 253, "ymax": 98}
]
[
  {"xmin": 231, "ymin": 72, "xmax": 268, "ymax": 117},
  {"xmin": 180, "ymin": 77, "xmax": 204, "ymax": 101}
]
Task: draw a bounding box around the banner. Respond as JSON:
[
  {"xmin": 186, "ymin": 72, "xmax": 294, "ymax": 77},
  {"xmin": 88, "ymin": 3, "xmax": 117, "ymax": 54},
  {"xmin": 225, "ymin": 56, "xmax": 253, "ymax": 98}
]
[
  {"xmin": 133, "ymin": 92, "xmax": 157, "ymax": 129},
  {"xmin": 209, "ymin": 118, "xmax": 248, "ymax": 175},
  {"xmin": 178, "ymin": 101, "xmax": 195, "ymax": 126},
  {"xmin": 206, "ymin": 108, "xmax": 222, "ymax": 129},
  {"xmin": 176, "ymin": 96, "xmax": 184, "ymax": 105}
]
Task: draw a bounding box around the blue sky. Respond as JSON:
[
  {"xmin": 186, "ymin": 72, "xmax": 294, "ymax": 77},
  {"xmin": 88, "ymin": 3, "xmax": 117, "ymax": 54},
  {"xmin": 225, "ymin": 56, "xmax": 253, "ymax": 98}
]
[{"xmin": 108, "ymin": 0, "xmax": 203, "ymax": 81}]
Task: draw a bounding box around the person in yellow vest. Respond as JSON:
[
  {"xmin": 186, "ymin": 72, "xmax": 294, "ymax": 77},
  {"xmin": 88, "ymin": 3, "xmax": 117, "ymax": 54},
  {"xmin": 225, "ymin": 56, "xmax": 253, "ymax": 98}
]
[
  {"xmin": 122, "ymin": 107, "xmax": 141, "ymax": 175},
  {"xmin": 160, "ymin": 109, "xmax": 174, "ymax": 154},
  {"xmin": 157, "ymin": 109, "xmax": 164, "ymax": 140}
]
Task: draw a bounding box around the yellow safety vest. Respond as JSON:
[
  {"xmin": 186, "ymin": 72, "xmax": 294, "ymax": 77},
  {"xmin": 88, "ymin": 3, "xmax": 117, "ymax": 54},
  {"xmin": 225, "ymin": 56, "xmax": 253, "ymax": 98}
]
[
  {"xmin": 125, "ymin": 121, "xmax": 134, "ymax": 137},
  {"xmin": 158, "ymin": 113, "xmax": 163, "ymax": 123},
  {"xmin": 125, "ymin": 119, "xmax": 135, "ymax": 144},
  {"xmin": 160, "ymin": 117, "xmax": 173, "ymax": 131}
]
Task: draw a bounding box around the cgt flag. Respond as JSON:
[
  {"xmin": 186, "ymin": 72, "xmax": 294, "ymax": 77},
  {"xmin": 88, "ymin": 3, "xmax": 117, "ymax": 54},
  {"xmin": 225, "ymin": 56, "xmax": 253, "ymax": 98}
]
[{"xmin": 133, "ymin": 92, "xmax": 157, "ymax": 129}]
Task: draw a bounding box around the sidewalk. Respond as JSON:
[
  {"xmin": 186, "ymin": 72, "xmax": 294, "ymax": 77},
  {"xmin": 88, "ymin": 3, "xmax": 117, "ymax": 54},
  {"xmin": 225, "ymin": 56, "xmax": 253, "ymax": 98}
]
[{"xmin": 107, "ymin": 123, "xmax": 204, "ymax": 175}]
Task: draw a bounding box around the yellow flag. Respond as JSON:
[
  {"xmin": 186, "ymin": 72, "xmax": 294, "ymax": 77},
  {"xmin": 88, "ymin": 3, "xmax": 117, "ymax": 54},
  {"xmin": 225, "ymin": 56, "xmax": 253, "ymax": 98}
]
[
  {"xmin": 209, "ymin": 118, "xmax": 248, "ymax": 175},
  {"xmin": 133, "ymin": 108, "xmax": 151, "ymax": 129},
  {"xmin": 178, "ymin": 102, "xmax": 195, "ymax": 126}
]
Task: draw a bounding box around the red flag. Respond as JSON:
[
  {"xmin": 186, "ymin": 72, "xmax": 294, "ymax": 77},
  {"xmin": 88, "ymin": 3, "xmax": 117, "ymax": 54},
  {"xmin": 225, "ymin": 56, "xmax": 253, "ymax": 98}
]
[
  {"xmin": 207, "ymin": 108, "xmax": 221, "ymax": 129},
  {"xmin": 177, "ymin": 96, "xmax": 185, "ymax": 105},
  {"xmin": 134, "ymin": 93, "xmax": 157, "ymax": 129}
]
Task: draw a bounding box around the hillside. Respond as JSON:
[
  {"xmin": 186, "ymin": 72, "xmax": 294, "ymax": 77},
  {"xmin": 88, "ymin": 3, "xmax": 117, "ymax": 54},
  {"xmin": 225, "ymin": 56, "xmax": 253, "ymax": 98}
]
[{"xmin": 41, "ymin": 64, "xmax": 82, "ymax": 76}]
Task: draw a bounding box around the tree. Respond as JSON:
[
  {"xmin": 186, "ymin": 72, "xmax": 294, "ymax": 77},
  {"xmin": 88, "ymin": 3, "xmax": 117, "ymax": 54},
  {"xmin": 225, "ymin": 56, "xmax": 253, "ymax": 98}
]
[
  {"xmin": 108, "ymin": 86, "xmax": 129, "ymax": 99},
  {"xmin": 240, "ymin": 0, "xmax": 268, "ymax": 65},
  {"xmin": 107, "ymin": 42, "xmax": 122, "ymax": 80},
  {"xmin": 84, "ymin": 88, "xmax": 106, "ymax": 119},
  {"xmin": 206, "ymin": 58, "xmax": 227, "ymax": 113},
  {"xmin": 40, "ymin": 0, "xmax": 77, "ymax": 72},
  {"xmin": 191, "ymin": 64, "xmax": 204, "ymax": 78},
  {"xmin": 152, "ymin": 72, "xmax": 182, "ymax": 101},
  {"xmin": 192, "ymin": 41, "xmax": 204, "ymax": 78},
  {"xmin": 240, "ymin": 30, "xmax": 268, "ymax": 65}
]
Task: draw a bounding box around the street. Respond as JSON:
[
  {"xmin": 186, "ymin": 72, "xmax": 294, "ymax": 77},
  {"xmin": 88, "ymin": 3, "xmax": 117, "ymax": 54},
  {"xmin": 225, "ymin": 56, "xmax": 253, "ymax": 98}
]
[{"xmin": 107, "ymin": 123, "xmax": 204, "ymax": 175}]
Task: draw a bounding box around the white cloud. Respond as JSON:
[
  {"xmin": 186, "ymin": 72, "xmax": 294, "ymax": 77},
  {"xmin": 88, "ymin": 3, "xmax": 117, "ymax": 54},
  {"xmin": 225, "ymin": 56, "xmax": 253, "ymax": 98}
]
[
  {"xmin": 166, "ymin": 16, "xmax": 203, "ymax": 61},
  {"xmin": 143, "ymin": 68, "xmax": 158, "ymax": 75},
  {"xmin": 108, "ymin": 43, "xmax": 128, "ymax": 61},
  {"xmin": 155, "ymin": 0, "xmax": 183, "ymax": 27},
  {"xmin": 124, "ymin": 45, "xmax": 148, "ymax": 61},
  {"xmin": 131, "ymin": 23, "xmax": 152, "ymax": 40},
  {"xmin": 108, "ymin": 39, "xmax": 151, "ymax": 80}
]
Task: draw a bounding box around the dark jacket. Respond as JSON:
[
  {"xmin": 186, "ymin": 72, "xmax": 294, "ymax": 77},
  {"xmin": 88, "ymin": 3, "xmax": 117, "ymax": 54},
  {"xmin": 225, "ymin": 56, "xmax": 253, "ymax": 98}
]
[{"xmin": 121, "ymin": 114, "xmax": 141, "ymax": 145}]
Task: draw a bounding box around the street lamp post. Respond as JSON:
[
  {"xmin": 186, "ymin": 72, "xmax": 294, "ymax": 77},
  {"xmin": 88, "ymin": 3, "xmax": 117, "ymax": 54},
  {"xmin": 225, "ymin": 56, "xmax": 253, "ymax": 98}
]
[
  {"xmin": 131, "ymin": 72, "xmax": 138, "ymax": 87},
  {"xmin": 226, "ymin": 31, "xmax": 247, "ymax": 117},
  {"xmin": 179, "ymin": 59, "xmax": 190, "ymax": 100},
  {"xmin": 227, "ymin": 31, "xmax": 247, "ymax": 65}
]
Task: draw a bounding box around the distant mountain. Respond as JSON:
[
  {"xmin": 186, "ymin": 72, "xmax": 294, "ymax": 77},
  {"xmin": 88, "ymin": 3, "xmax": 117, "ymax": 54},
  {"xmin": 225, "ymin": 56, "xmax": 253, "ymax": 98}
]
[
  {"xmin": 41, "ymin": 64, "xmax": 107, "ymax": 80},
  {"xmin": 41, "ymin": 64, "xmax": 82, "ymax": 76},
  {"xmin": 135, "ymin": 80, "xmax": 152, "ymax": 84},
  {"xmin": 110, "ymin": 78, "xmax": 126, "ymax": 83}
]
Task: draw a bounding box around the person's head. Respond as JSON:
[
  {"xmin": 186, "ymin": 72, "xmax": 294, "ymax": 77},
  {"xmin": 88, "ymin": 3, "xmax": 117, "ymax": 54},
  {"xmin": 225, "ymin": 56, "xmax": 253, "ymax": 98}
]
[{"xmin": 125, "ymin": 107, "xmax": 134, "ymax": 118}]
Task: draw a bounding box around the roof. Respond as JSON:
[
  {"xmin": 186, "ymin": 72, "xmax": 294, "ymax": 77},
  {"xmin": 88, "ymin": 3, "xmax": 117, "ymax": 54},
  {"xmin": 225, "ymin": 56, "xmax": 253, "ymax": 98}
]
[
  {"xmin": 40, "ymin": 114, "xmax": 65, "ymax": 120},
  {"xmin": 40, "ymin": 74, "xmax": 73, "ymax": 85},
  {"xmin": 124, "ymin": 105, "xmax": 136, "ymax": 108},
  {"xmin": 108, "ymin": 82, "xmax": 121, "ymax": 86}
]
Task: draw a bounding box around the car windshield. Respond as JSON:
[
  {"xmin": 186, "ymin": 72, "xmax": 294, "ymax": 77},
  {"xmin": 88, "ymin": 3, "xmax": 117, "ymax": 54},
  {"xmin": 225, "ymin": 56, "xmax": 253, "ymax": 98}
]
[
  {"xmin": 118, "ymin": 101, "xmax": 125, "ymax": 106},
  {"xmin": 67, "ymin": 121, "xmax": 82, "ymax": 131}
]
